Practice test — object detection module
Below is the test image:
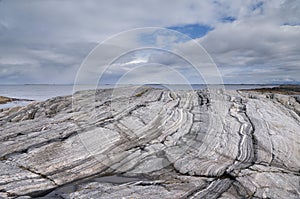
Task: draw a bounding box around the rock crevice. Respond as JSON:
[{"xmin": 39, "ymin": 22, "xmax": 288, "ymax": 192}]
[{"xmin": 0, "ymin": 87, "xmax": 299, "ymax": 198}]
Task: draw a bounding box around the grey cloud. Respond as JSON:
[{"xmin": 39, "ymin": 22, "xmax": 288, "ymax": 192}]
[
  {"xmin": 147, "ymin": 51, "xmax": 187, "ymax": 66},
  {"xmin": 0, "ymin": 0, "xmax": 299, "ymax": 84},
  {"xmin": 0, "ymin": 0, "xmax": 224, "ymax": 45},
  {"xmin": 0, "ymin": 41, "xmax": 95, "ymax": 84},
  {"xmin": 197, "ymin": 0, "xmax": 300, "ymax": 84}
]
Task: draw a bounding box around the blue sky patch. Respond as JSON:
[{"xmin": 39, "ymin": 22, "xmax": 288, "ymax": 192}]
[
  {"xmin": 167, "ymin": 24, "xmax": 213, "ymax": 39},
  {"xmin": 138, "ymin": 28, "xmax": 191, "ymax": 49}
]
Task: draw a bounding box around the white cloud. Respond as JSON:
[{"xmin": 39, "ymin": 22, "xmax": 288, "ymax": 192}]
[
  {"xmin": 0, "ymin": 0, "xmax": 299, "ymax": 84},
  {"xmin": 198, "ymin": 1, "xmax": 300, "ymax": 83},
  {"xmin": 0, "ymin": 0, "xmax": 223, "ymax": 44}
]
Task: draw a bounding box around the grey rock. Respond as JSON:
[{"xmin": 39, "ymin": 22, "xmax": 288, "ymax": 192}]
[{"xmin": 0, "ymin": 86, "xmax": 299, "ymax": 198}]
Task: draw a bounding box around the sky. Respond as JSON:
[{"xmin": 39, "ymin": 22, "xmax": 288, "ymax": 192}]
[{"xmin": 0, "ymin": 0, "xmax": 299, "ymax": 84}]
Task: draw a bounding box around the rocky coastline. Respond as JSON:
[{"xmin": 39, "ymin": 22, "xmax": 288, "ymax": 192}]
[
  {"xmin": 0, "ymin": 86, "xmax": 299, "ymax": 198},
  {"xmin": 0, "ymin": 96, "xmax": 20, "ymax": 105}
]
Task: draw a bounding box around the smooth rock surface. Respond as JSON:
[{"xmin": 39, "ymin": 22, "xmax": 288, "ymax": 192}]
[{"xmin": 0, "ymin": 86, "xmax": 299, "ymax": 198}]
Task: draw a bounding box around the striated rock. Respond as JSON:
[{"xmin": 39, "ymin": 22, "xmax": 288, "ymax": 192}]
[{"xmin": 0, "ymin": 86, "xmax": 299, "ymax": 198}]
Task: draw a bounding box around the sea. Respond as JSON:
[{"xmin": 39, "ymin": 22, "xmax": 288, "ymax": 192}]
[{"xmin": 0, "ymin": 84, "xmax": 278, "ymax": 109}]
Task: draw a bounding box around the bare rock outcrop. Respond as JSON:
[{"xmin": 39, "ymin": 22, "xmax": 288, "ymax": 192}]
[{"xmin": 0, "ymin": 86, "xmax": 299, "ymax": 198}]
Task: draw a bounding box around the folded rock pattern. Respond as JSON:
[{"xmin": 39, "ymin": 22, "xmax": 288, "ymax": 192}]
[{"xmin": 0, "ymin": 87, "xmax": 299, "ymax": 198}]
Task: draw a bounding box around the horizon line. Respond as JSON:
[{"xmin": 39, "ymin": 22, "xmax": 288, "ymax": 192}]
[{"xmin": 0, "ymin": 83, "xmax": 299, "ymax": 86}]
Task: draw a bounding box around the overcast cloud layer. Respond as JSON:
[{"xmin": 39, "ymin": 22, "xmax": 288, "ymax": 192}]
[{"xmin": 0, "ymin": 0, "xmax": 299, "ymax": 84}]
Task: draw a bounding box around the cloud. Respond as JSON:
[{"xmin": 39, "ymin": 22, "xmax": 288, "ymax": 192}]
[
  {"xmin": 0, "ymin": 0, "xmax": 225, "ymax": 44},
  {"xmin": 198, "ymin": 0, "xmax": 300, "ymax": 83},
  {"xmin": 0, "ymin": 0, "xmax": 299, "ymax": 84},
  {"xmin": 0, "ymin": 41, "xmax": 95, "ymax": 84}
]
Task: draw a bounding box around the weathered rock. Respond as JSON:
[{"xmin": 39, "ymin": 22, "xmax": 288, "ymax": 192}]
[
  {"xmin": 0, "ymin": 86, "xmax": 299, "ymax": 198},
  {"xmin": 0, "ymin": 96, "xmax": 15, "ymax": 105}
]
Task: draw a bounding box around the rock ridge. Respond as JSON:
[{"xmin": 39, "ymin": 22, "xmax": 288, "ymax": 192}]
[{"xmin": 0, "ymin": 86, "xmax": 299, "ymax": 198}]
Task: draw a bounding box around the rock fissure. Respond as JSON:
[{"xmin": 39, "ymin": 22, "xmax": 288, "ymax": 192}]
[{"xmin": 0, "ymin": 87, "xmax": 299, "ymax": 198}]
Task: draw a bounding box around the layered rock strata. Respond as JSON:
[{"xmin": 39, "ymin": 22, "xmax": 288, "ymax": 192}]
[{"xmin": 0, "ymin": 86, "xmax": 299, "ymax": 198}]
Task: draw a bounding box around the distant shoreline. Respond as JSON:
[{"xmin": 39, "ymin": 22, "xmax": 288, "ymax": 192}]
[
  {"xmin": 1, "ymin": 83, "xmax": 299, "ymax": 86},
  {"xmin": 1, "ymin": 85, "xmax": 299, "ymax": 107},
  {"xmin": 240, "ymin": 84, "xmax": 300, "ymax": 95},
  {"xmin": 0, "ymin": 96, "xmax": 33, "ymax": 105}
]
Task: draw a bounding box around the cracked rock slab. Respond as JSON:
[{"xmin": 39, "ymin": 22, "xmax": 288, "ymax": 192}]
[{"xmin": 0, "ymin": 86, "xmax": 299, "ymax": 198}]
